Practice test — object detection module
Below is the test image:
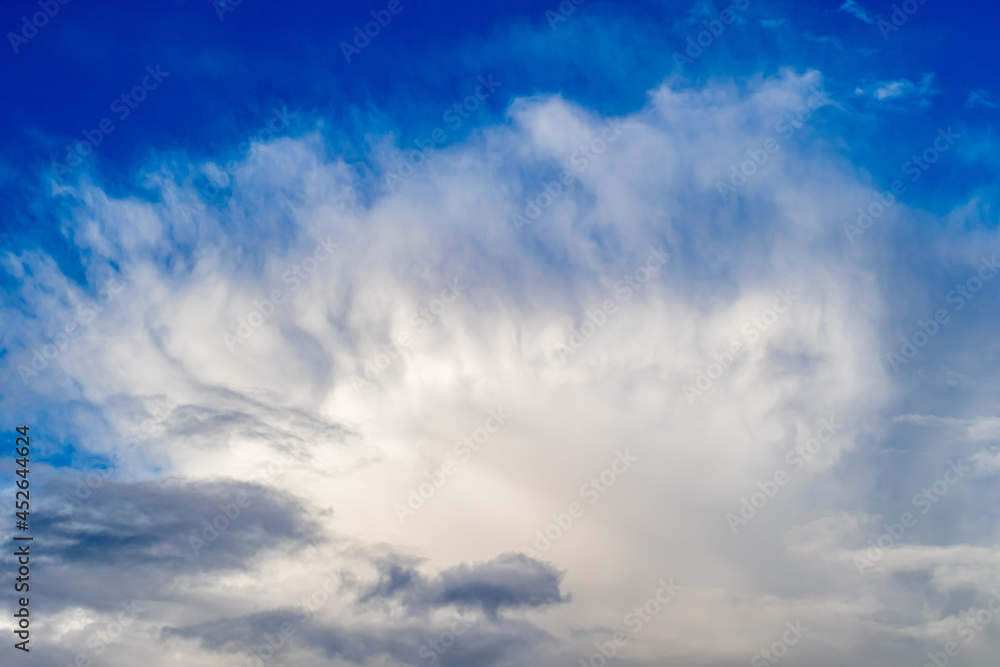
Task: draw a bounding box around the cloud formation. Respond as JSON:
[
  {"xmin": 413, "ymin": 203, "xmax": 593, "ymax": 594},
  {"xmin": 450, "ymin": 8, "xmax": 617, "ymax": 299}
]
[
  {"xmin": 1, "ymin": 54, "xmax": 998, "ymax": 667},
  {"xmin": 839, "ymin": 0, "xmax": 874, "ymax": 24}
]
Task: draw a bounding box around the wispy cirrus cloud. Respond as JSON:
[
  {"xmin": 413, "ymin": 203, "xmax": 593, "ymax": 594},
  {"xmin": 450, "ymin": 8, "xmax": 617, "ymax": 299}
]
[
  {"xmin": 839, "ymin": 0, "xmax": 874, "ymax": 24},
  {"xmin": 965, "ymin": 89, "xmax": 999, "ymax": 109}
]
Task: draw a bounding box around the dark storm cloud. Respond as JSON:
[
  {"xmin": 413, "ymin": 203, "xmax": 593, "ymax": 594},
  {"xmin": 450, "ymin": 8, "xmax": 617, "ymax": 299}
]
[
  {"xmin": 360, "ymin": 552, "xmax": 569, "ymax": 617},
  {"xmin": 163, "ymin": 553, "xmax": 567, "ymax": 666},
  {"xmin": 167, "ymin": 610, "xmax": 555, "ymax": 667},
  {"xmin": 38, "ymin": 478, "xmax": 317, "ymax": 567},
  {"xmin": 30, "ymin": 478, "xmax": 322, "ymax": 613},
  {"xmin": 298, "ymin": 617, "xmax": 554, "ymax": 667},
  {"xmin": 164, "ymin": 608, "xmax": 305, "ymax": 652}
]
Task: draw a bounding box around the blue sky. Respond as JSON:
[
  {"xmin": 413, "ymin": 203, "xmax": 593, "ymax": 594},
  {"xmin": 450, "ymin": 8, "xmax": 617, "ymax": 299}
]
[
  {"xmin": 2, "ymin": 0, "xmax": 1000, "ymax": 665},
  {"xmin": 2, "ymin": 0, "xmax": 997, "ymax": 213}
]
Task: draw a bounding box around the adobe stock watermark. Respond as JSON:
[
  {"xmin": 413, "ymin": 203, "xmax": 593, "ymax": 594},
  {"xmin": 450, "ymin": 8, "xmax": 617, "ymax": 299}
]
[
  {"xmin": 223, "ymin": 237, "xmax": 339, "ymax": 352},
  {"xmin": 877, "ymin": 0, "xmax": 931, "ymax": 40},
  {"xmin": 545, "ymin": 0, "xmax": 586, "ymax": 30},
  {"xmin": 181, "ymin": 107, "xmax": 296, "ymax": 220},
  {"xmin": 188, "ymin": 491, "xmax": 253, "ymax": 557},
  {"xmin": 242, "ymin": 447, "xmax": 301, "ymax": 497},
  {"xmin": 683, "ymin": 289, "xmax": 797, "ymax": 404},
  {"xmin": 521, "ymin": 449, "xmax": 639, "ymax": 558},
  {"xmin": 340, "ymin": 0, "xmax": 414, "ymax": 63},
  {"xmin": 238, "ymin": 568, "xmax": 340, "ymax": 667},
  {"xmin": 727, "ymin": 413, "xmax": 842, "ymax": 534},
  {"xmin": 853, "ymin": 459, "xmax": 968, "ymax": 574},
  {"xmin": 18, "ymin": 271, "xmax": 133, "ymax": 384},
  {"xmin": 510, "ymin": 119, "xmax": 628, "ymax": 234},
  {"xmin": 885, "ymin": 255, "xmax": 997, "ymax": 373},
  {"xmin": 52, "ymin": 66, "xmax": 170, "ymax": 179},
  {"xmin": 59, "ymin": 402, "xmax": 171, "ymax": 511},
  {"xmin": 394, "ymin": 407, "xmax": 511, "ymax": 523},
  {"xmin": 553, "ymin": 246, "xmax": 670, "ymax": 362},
  {"xmin": 418, "ymin": 617, "xmax": 474, "ymax": 665},
  {"xmin": 7, "ymin": 0, "xmax": 71, "ymax": 53},
  {"xmin": 672, "ymin": 0, "xmax": 751, "ymax": 71},
  {"xmin": 845, "ymin": 127, "xmax": 960, "ymax": 244},
  {"xmin": 350, "ymin": 278, "xmax": 468, "ymax": 391},
  {"xmin": 384, "ymin": 75, "xmax": 501, "ymax": 192},
  {"xmin": 54, "ymin": 600, "xmax": 145, "ymax": 667},
  {"xmin": 919, "ymin": 588, "xmax": 1000, "ymax": 667},
  {"xmin": 240, "ymin": 621, "xmax": 297, "ymax": 667},
  {"xmin": 580, "ymin": 578, "xmax": 681, "ymax": 667},
  {"xmin": 716, "ymin": 87, "xmax": 830, "ymax": 201},
  {"xmin": 750, "ymin": 620, "xmax": 809, "ymax": 666},
  {"xmin": 213, "ymin": 0, "xmax": 247, "ymax": 21}
]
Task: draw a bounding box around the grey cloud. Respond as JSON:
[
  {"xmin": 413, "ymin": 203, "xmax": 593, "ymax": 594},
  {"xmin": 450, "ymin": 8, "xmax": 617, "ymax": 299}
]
[
  {"xmin": 360, "ymin": 552, "xmax": 569, "ymax": 618},
  {"xmin": 300, "ymin": 618, "xmax": 553, "ymax": 667},
  {"xmin": 168, "ymin": 611, "xmax": 554, "ymax": 667},
  {"xmin": 162, "ymin": 553, "xmax": 567, "ymax": 666},
  {"xmin": 31, "ymin": 478, "xmax": 322, "ymax": 613},
  {"xmin": 164, "ymin": 608, "xmax": 304, "ymax": 652}
]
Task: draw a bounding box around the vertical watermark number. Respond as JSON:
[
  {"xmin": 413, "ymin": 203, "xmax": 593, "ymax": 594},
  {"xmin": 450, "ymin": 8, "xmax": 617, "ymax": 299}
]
[{"xmin": 13, "ymin": 425, "xmax": 32, "ymax": 652}]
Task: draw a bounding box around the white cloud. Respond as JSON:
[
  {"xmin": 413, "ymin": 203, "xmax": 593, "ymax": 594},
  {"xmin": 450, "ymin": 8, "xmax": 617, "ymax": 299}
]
[
  {"xmin": 868, "ymin": 73, "xmax": 936, "ymax": 103},
  {"xmin": 970, "ymin": 448, "xmax": 1000, "ymax": 475},
  {"xmin": 839, "ymin": 0, "xmax": 874, "ymax": 24}
]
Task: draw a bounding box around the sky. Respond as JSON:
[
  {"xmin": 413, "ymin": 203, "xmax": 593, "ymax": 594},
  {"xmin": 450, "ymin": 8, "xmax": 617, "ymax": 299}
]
[{"xmin": 2, "ymin": 0, "xmax": 1000, "ymax": 665}]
